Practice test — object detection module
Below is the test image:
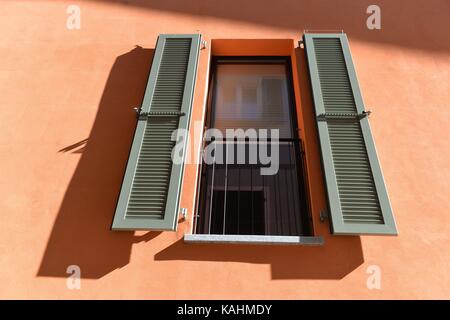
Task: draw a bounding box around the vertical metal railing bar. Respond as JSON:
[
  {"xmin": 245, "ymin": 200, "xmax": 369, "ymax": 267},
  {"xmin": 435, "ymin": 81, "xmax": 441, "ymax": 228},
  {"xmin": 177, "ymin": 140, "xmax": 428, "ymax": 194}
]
[
  {"xmin": 287, "ymin": 168, "xmax": 294, "ymax": 235},
  {"xmin": 207, "ymin": 141, "xmax": 216, "ymax": 234},
  {"xmin": 262, "ymin": 166, "xmax": 267, "ymax": 235},
  {"xmin": 274, "ymin": 171, "xmax": 281, "ymax": 235},
  {"xmin": 222, "ymin": 142, "xmax": 229, "ymax": 235},
  {"xmin": 288, "ymin": 142, "xmax": 300, "ymax": 235},
  {"xmin": 194, "ymin": 134, "xmax": 208, "ymax": 235},
  {"xmin": 278, "ymin": 173, "xmax": 283, "ymax": 235},
  {"xmin": 283, "ymin": 144, "xmax": 293, "ymax": 236},
  {"xmin": 250, "ymin": 162, "xmax": 254, "ymax": 235},
  {"xmin": 299, "ymin": 138, "xmax": 312, "ymax": 235},
  {"xmin": 193, "ymin": 165, "xmax": 202, "ymax": 234},
  {"xmin": 237, "ymin": 157, "xmax": 240, "ymax": 235}
]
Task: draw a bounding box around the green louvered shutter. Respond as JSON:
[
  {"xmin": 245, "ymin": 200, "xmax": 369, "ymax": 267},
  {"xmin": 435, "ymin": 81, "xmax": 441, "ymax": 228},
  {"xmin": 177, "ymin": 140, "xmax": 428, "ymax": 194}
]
[
  {"xmin": 303, "ymin": 33, "xmax": 397, "ymax": 235},
  {"xmin": 112, "ymin": 34, "xmax": 201, "ymax": 231}
]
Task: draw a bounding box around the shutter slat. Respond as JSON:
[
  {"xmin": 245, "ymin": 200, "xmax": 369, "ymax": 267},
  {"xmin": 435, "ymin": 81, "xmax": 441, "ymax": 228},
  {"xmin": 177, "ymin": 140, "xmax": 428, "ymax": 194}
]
[
  {"xmin": 304, "ymin": 33, "xmax": 397, "ymax": 235},
  {"xmin": 112, "ymin": 34, "xmax": 201, "ymax": 231}
]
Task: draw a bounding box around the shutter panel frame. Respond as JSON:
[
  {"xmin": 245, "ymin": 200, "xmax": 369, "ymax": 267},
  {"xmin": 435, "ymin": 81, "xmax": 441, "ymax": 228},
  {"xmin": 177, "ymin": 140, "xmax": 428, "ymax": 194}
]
[
  {"xmin": 304, "ymin": 33, "xmax": 397, "ymax": 235},
  {"xmin": 112, "ymin": 34, "xmax": 201, "ymax": 231}
]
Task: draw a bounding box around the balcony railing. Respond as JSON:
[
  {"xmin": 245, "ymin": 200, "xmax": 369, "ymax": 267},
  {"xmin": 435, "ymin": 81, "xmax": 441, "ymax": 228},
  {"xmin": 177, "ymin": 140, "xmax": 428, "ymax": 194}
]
[{"xmin": 194, "ymin": 139, "xmax": 311, "ymax": 236}]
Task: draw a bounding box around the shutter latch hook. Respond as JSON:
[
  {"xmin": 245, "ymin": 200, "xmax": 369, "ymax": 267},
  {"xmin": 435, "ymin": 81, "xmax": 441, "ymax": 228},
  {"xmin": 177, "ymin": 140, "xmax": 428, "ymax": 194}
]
[
  {"xmin": 361, "ymin": 110, "xmax": 372, "ymax": 118},
  {"xmin": 320, "ymin": 210, "xmax": 329, "ymax": 222},
  {"xmin": 180, "ymin": 208, "xmax": 188, "ymax": 220},
  {"xmin": 133, "ymin": 107, "xmax": 142, "ymax": 118}
]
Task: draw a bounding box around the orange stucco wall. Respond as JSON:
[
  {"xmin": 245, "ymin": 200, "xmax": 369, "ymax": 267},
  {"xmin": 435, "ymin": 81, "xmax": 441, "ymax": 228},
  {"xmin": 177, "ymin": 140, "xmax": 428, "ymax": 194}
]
[{"xmin": 0, "ymin": 0, "xmax": 449, "ymax": 299}]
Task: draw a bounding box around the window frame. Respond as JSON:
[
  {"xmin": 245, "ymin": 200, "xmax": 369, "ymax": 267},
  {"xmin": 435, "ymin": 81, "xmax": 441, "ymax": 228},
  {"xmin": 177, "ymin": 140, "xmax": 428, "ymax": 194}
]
[{"xmin": 187, "ymin": 56, "xmax": 320, "ymax": 244}]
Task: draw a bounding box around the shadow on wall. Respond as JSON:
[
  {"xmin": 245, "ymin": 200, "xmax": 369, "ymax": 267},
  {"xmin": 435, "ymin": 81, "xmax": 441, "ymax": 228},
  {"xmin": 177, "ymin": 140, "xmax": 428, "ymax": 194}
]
[
  {"xmin": 38, "ymin": 45, "xmax": 364, "ymax": 280},
  {"xmin": 58, "ymin": 139, "xmax": 89, "ymax": 154},
  {"xmin": 38, "ymin": 46, "xmax": 160, "ymax": 279},
  {"xmin": 155, "ymin": 238, "xmax": 363, "ymax": 280},
  {"xmin": 92, "ymin": 0, "xmax": 450, "ymax": 53}
]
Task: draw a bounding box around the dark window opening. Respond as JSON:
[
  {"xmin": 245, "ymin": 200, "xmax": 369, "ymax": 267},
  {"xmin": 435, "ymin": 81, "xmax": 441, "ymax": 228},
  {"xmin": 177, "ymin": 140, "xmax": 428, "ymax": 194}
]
[
  {"xmin": 195, "ymin": 57, "xmax": 312, "ymax": 236},
  {"xmin": 210, "ymin": 190, "xmax": 265, "ymax": 235}
]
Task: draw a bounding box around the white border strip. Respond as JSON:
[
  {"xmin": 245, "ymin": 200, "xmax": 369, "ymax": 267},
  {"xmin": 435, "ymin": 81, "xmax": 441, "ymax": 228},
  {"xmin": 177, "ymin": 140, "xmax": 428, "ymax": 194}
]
[
  {"xmin": 184, "ymin": 234, "xmax": 324, "ymax": 245},
  {"xmin": 188, "ymin": 40, "xmax": 211, "ymax": 229}
]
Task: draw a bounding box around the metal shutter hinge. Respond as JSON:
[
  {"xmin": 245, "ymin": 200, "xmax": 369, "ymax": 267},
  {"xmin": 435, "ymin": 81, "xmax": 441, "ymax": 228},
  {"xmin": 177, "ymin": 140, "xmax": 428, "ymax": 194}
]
[
  {"xmin": 317, "ymin": 111, "xmax": 372, "ymax": 121},
  {"xmin": 133, "ymin": 107, "xmax": 185, "ymax": 120}
]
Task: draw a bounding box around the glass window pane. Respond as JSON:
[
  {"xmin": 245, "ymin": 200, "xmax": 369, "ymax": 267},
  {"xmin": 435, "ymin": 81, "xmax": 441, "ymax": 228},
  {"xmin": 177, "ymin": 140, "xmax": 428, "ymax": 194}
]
[{"xmin": 213, "ymin": 64, "xmax": 293, "ymax": 138}]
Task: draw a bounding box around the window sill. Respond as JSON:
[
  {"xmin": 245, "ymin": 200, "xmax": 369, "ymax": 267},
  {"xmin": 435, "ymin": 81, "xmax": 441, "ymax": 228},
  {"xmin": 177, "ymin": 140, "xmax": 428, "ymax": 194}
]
[{"xmin": 184, "ymin": 234, "xmax": 324, "ymax": 245}]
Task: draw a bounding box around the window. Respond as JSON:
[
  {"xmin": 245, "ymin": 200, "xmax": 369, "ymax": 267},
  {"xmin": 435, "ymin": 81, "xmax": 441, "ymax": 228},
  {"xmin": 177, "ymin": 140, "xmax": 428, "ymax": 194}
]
[
  {"xmin": 194, "ymin": 58, "xmax": 312, "ymax": 237},
  {"xmin": 112, "ymin": 33, "xmax": 396, "ymax": 240},
  {"xmin": 212, "ymin": 62, "xmax": 292, "ymax": 137}
]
